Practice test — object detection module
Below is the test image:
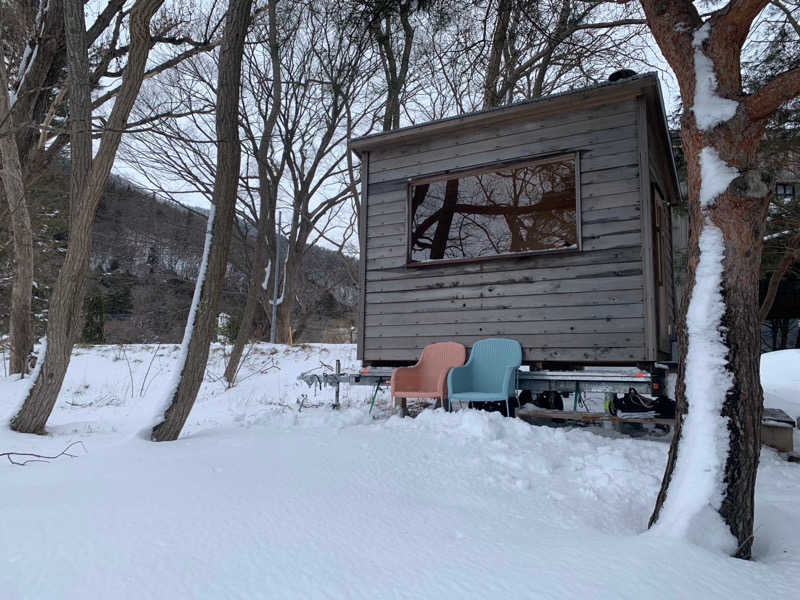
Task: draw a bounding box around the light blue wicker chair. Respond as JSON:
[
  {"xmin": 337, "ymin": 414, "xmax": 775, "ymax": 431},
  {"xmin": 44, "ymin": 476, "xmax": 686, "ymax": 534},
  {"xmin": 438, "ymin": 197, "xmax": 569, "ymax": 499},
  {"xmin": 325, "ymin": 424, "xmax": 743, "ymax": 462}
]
[{"xmin": 447, "ymin": 338, "xmax": 522, "ymax": 417}]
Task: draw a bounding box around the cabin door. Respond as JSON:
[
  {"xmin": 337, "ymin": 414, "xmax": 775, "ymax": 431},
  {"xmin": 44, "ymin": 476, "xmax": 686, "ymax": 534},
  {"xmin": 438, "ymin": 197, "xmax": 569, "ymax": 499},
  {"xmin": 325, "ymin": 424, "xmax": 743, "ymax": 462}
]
[{"xmin": 652, "ymin": 184, "xmax": 672, "ymax": 356}]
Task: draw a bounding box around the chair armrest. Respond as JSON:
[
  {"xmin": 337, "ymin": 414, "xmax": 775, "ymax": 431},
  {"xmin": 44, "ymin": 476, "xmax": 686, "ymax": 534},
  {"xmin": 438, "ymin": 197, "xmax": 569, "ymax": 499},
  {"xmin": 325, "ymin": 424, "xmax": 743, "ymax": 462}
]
[
  {"xmin": 390, "ymin": 364, "xmax": 421, "ymax": 392},
  {"xmin": 436, "ymin": 368, "xmax": 452, "ymax": 399},
  {"xmin": 501, "ymin": 365, "xmax": 519, "ymax": 398},
  {"xmin": 447, "ymin": 365, "xmax": 471, "ymax": 395}
]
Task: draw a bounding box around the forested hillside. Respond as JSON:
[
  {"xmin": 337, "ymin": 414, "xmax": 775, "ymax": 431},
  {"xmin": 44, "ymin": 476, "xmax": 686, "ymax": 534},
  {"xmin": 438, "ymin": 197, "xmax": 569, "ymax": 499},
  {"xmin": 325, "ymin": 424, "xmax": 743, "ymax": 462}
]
[{"xmin": 0, "ymin": 162, "xmax": 358, "ymax": 346}]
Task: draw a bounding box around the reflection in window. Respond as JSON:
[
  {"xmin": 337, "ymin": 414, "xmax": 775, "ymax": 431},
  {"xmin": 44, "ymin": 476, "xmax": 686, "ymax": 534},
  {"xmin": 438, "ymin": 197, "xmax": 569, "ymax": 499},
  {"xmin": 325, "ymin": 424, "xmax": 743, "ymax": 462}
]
[{"xmin": 409, "ymin": 157, "xmax": 577, "ymax": 262}]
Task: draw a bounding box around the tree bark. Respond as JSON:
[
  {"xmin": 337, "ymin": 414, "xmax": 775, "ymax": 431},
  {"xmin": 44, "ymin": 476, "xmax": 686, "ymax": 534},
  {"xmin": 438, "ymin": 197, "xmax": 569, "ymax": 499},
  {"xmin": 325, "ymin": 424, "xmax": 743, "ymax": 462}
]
[
  {"xmin": 223, "ymin": 222, "xmax": 268, "ymax": 384},
  {"xmin": 274, "ymin": 249, "xmax": 302, "ymax": 343},
  {"xmin": 649, "ymin": 122, "xmax": 768, "ymax": 559},
  {"xmin": 10, "ymin": 0, "xmax": 164, "ymax": 434},
  {"xmin": 636, "ymin": 0, "xmax": 800, "ymax": 559},
  {"xmin": 0, "ymin": 59, "xmax": 34, "ymax": 375},
  {"xmin": 482, "ymin": 0, "xmax": 512, "ymax": 109},
  {"xmin": 223, "ymin": 0, "xmax": 280, "ymax": 385},
  {"xmin": 151, "ymin": 0, "xmax": 253, "ymax": 441}
]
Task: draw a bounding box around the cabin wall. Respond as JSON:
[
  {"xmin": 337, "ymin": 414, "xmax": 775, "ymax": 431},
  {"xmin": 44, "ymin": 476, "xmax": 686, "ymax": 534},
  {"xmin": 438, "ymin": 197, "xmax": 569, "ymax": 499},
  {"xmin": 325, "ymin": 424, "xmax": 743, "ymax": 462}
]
[
  {"xmin": 646, "ymin": 104, "xmax": 678, "ymax": 359},
  {"xmin": 360, "ymin": 99, "xmax": 646, "ymax": 364}
]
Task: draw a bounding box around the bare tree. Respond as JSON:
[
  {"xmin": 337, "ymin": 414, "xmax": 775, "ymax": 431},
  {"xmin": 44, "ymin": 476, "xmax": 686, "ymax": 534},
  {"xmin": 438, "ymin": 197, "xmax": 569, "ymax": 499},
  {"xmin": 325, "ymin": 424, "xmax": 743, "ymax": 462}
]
[
  {"xmin": 223, "ymin": 0, "xmax": 283, "ymax": 384},
  {"xmin": 1, "ymin": 0, "xmax": 221, "ymax": 377},
  {"xmin": 0, "ymin": 57, "xmax": 33, "ymax": 374},
  {"xmin": 617, "ymin": 0, "xmax": 800, "ymax": 559},
  {"xmin": 151, "ymin": 0, "xmax": 253, "ymax": 442},
  {"xmin": 10, "ymin": 0, "xmax": 165, "ymax": 434},
  {"xmin": 270, "ymin": 1, "xmax": 375, "ymax": 342}
]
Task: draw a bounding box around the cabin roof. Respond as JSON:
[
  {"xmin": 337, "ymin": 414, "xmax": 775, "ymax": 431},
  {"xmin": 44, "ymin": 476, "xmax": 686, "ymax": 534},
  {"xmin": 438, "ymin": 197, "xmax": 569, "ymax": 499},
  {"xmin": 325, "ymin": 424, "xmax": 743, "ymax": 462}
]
[
  {"xmin": 351, "ymin": 71, "xmax": 679, "ymax": 204},
  {"xmin": 351, "ymin": 72, "xmax": 666, "ymax": 153}
]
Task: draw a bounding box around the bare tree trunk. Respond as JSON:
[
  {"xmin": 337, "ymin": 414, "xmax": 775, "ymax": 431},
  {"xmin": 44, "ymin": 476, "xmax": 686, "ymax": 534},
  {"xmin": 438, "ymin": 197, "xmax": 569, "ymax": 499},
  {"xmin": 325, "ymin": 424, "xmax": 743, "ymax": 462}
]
[
  {"xmin": 223, "ymin": 224, "xmax": 267, "ymax": 384},
  {"xmin": 151, "ymin": 0, "xmax": 253, "ymax": 441},
  {"xmin": 10, "ymin": 0, "xmax": 164, "ymax": 434},
  {"xmin": 223, "ymin": 0, "xmax": 280, "ymax": 384},
  {"xmin": 0, "ymin": 60, "xmax": 34, "ymax": 375},
  {"xmin": 482, "ymin": 0, "xmax": 512, "ymax": 109},
  {"xmin": 759, "ymin": 231, "xmax": 800, "ymax": 321},
  {"xmin": 274, "ymin": 250, "xmax": 301, "ymax": 343}
]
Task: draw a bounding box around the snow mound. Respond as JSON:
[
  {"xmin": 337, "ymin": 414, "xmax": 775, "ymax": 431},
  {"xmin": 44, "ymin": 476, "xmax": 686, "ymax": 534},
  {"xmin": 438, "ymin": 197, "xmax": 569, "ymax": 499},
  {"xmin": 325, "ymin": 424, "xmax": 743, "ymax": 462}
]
[
  {"xmin": 1, "ymin": 344, "xmax": 800, "ymax": 597},
  {"xmin": 761, "ymin": 349, "xmax": 800, "ymax": 419}
]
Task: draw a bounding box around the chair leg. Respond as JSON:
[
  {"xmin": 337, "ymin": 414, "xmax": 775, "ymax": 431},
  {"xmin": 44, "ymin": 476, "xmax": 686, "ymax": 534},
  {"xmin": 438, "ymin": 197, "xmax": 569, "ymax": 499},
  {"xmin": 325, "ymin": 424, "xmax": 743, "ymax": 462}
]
[
  {"xmin": 505, "ymin": 397, "xmax": 510, "ymax": 418},
  {"xmin": 398, "ymin": 397, "xmax": 408, "ymax": 418}
]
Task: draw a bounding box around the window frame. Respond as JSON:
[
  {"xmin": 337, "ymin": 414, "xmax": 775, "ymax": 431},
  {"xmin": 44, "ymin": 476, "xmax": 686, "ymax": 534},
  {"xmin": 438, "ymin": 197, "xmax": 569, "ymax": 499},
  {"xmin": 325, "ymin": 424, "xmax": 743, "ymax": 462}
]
[
  {"xmin": 776, "ymin": 182, "xmax": 796, "ymax": 202},
  {"xmin": 404, "ymin": 152, "xmax": 582, "ymax": 267}
]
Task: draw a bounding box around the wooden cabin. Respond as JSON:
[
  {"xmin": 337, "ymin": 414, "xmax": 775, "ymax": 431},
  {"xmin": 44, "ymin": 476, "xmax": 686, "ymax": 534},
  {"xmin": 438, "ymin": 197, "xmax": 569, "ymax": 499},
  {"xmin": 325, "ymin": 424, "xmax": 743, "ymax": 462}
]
[{"xmin": 350, "ymin": 73, "xmax": 680, "ymax": 367}]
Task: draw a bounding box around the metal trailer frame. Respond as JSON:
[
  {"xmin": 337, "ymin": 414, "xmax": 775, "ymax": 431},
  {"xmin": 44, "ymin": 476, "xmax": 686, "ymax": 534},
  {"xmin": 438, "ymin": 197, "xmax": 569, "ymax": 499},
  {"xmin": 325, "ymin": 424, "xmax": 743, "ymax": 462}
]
[{"xmin": 298, "ymin": 360, "xmax": 674, "ymax": 413}]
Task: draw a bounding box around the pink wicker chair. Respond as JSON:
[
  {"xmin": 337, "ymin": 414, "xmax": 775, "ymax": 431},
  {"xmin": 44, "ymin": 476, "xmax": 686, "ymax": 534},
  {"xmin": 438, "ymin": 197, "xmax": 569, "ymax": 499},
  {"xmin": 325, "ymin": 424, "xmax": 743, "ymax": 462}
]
[{"xmin": 390, "ymin": 342, "xmax": 466, "ymax": 415}]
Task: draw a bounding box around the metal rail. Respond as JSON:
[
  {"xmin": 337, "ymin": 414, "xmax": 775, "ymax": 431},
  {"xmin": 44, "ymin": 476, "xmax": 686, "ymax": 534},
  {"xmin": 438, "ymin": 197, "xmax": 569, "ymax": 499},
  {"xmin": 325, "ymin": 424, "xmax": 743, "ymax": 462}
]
[{"xmin": 298, "ymin": 365, "xmax": 669, "ymax": 399}]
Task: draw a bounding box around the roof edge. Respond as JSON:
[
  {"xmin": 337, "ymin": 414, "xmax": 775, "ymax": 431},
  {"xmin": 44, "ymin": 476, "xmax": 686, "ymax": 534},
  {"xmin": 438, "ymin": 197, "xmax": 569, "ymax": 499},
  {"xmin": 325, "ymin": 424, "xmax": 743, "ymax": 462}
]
[{"xmin": 350, "ymin": 72, "xmax": 662, "ymax": 156}]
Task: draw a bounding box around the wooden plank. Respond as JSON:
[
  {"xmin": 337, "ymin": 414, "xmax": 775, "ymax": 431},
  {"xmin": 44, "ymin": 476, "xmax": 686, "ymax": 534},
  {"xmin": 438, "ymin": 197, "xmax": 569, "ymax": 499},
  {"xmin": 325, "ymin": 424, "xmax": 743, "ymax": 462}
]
[
  {"xmin": 365, "ymin": 346, "xmax": 645, "ymax": 363},
  {"xmin": 367, "ymin": 198, "xmax": 406, "ymax": 216},
  {"xmin": 370, "ymin": 318, "xmax": 644, "ymax": 338},
  {"xmin": 582, "ymin": 231, "xmax": 641, "ymax": 251},
  {"xmin": 581, "ymin": 192, "xmax": 641, "ymax": 211},
  {"xmin": 366, "ymin": 235, "xmax": 404, "ymax": 250},
  {"xmin": 365, "ymin": 289, "xmax": 645, "ymax": 316},
  {"xmin": 369, "ymin": 126, "xmax": 638, "ymax": 186},
  {"xmin": 369, "ymin": 222, "xmax": 406, "ymax": 237},
  {"xmin": 582, "ymin": 219, "xmax": 641, "ymax": 238},
  {"xmin": 516, "ymin": 407, "xmax": 675, "ymax": 426},
  {"xmin": 369, "ymin": 101, "xmax": 637, "ymax": 170},
  {"xmin": 365, "ymin": 303, "xmax": 644, "ymax": 326},
  {"xmin": 583, "ymin": 205, "xmax": 641, "ymax": 225},
  {"xmin": 365, "ymin": 261, "xmax": 642, "ymax": 294},
  {"xmin": 580, "ymin": 165, "xmax": 639, "ymax": 185},
  {"xmin": 581, "ymin": 148, "xmax": 639, "ymax": 172},
  {"xmin": 357, "ymin": 151, "xmax": 369, "ymax": 360},
  {"xmin": 638, "ymin": 98, "xmax": 657, "ymax": 361},
  {"xmin": 366, "ymin": 245, "xmax": 407, "ymax": 260},
  {"xmin": 581, "ymin": 178, "xmax": 639, "ymax": 199},
  {"xmin": 365, "ymin": 274, "xmax": 643, "ymax": 304},
  {"xmin": 367, "ymin": 209, "xmax": 405, "ymax": 227},
  {"xmin": 364, "ymin": 332, "xmax": 645, "ymax": 350},
  {"xmin": 366, "ymin": 246, "xmax": 642, "ymax": 282},
  {"xmin": 369, "ymin": 110, "xmax": 637, "ymax": 178},
  {"xmin": 366, "ymin": 302, "xmax": 643, "ymax": 326},
  {"xmin": 366, "ymin": 256, "xmax": 410, "ymax": 270}
]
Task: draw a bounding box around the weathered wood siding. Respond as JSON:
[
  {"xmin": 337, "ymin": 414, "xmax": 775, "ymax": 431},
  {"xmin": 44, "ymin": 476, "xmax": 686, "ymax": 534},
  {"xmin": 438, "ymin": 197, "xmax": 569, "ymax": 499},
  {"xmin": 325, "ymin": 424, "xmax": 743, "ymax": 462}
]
[
  {"xmin": 361, "ymin": 99, "xmax": 646, "ymax": 364},
  {"xmin": 646, "ymin": 101, "xmax": 678, "ymax": 359}
]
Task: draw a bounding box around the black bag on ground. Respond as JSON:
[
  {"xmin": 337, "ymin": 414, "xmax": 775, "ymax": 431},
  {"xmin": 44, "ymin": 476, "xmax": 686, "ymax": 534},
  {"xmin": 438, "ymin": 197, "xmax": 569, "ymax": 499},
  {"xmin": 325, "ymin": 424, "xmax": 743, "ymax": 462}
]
[
  {"xmin": 611, "ymin": 388, "xmax": 675, "ymax": 418},
  {"xmin": 531, "ymin": 390, "xmax": 564, "ymax": 411},
  {"xmin": 467, "ymin": 396, "xmax": 520, "ymax": 417}
]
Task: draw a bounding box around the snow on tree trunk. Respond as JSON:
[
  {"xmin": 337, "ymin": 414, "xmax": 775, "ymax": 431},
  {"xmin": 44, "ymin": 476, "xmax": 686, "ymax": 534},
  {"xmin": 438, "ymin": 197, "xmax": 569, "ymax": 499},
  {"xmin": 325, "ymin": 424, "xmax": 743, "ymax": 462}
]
[
  {"xmin": 637, "ymin": 1, "xmax": 800, "ymax": 559},
  {"xmin": 650, "ymin": 148, "xmax": 738, "ymax": 553},
  {"xmin": 152, "ymin": 206, "xmax": 216, "ymax": 422},
  {"xmin": 150, "ymin": 0, "xmax": 253, "ymax": 441}
]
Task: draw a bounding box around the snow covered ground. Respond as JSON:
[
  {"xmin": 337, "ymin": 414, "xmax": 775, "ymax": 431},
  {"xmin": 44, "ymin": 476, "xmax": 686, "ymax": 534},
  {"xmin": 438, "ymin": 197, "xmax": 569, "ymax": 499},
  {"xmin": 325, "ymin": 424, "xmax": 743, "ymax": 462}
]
[
  {"xmin": 761, "ymin": 349, "xmax": 800, "ymax": 422},
  {"xmin": 1, "ymin": 344, "xmax": 799, "ymax": 599}
]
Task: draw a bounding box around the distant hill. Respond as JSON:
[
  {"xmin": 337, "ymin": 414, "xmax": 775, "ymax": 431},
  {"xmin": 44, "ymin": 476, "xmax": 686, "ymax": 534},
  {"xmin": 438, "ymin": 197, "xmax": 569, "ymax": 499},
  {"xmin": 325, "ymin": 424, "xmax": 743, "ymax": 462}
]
[{"xmin": 0, "ymin": 162, "xmax": 358, "ymax": 345}]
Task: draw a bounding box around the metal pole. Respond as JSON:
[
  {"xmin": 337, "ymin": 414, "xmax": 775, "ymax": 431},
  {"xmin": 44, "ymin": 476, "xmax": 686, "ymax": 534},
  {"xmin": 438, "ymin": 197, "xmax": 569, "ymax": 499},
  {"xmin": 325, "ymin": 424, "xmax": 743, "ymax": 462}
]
[
  {"xmin": 333, "ymin": 359, "xmax": 340, "ymax": 409},
  {"xmin": 270, "ymin": 212, "xmax": 281, "ymax": 343}
]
